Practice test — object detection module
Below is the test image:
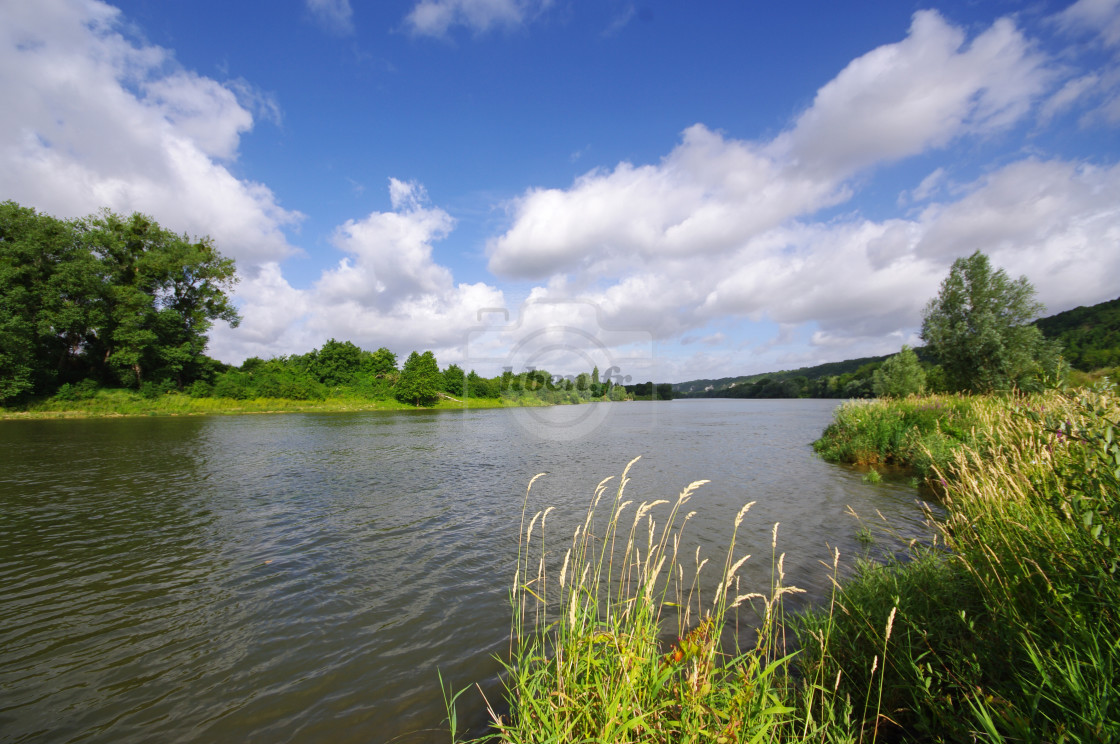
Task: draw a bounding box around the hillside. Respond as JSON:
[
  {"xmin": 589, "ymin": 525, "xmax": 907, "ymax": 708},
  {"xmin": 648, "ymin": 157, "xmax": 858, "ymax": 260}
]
[
  {"xmin": 1034, "ymin": 296, "xmax": 1120, "ymax": 371},
  {"xmin": 675, "ymin": 297, "xmax": 1119, "ymax": 396}
]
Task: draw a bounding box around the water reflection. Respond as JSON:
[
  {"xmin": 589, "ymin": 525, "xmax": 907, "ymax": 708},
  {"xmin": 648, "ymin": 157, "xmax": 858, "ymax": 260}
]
[{"xmin": 0, "ymin": 401, "xmax": 934, "ymax": 743}]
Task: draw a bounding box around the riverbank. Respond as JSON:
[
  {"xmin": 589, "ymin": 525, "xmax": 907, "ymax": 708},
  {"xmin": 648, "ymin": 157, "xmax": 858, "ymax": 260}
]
[
  {"xmin": 0, "ymin": 389, "xmax": 592, "ymax": 419},
  {"xmin": 463, "ymin": 387, "xmax": 1119, "ymax": 742}
]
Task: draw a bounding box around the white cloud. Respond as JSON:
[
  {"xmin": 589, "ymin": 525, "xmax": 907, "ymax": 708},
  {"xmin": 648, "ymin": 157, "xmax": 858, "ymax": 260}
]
[
  {"xmin": 1040, "ymin": 74, "xmax": 1100, "ymax": 123},
  {"xmin": 404, "ymin": 0, "xmax": 551, "ymax": 37},
  {"xmin": 211, "ymin": 181, "xmax": 508, "ymax": 365},
  {"xmin": 772, "ymin": 10, "xmax": 1051, "ymax": 177},
  {"xmin": 914, "ymin": 158, "xmax": 1120, "ymax": 313},
  {"xmin": 305, "ymin": 0, "xmax": 354, "ymax": 35},
  {"xmin": 0, "ymin": 0, "xmax": 301, "ymax": 266},
  {"xmin": 1055, "ymin": 0, "xmax": 1120, "ymax": 48},
  {"xmin": 484, "ymin": 10, "xmax": 1117, "ymax": 370}
]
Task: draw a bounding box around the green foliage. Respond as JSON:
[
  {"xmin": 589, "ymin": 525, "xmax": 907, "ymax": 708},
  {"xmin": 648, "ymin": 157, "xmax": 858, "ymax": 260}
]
[
  {"xmin": 1034, "ymin": 295, "xmax": 1120, "ymax": 371},
  {"xmin": 0, "ymin": 201, "xmax": 100, "ymax": 402},
  {"xmin": 813, "ymin": 394, "xmax": 982, "ymax": 479},
  {"xmin": 395, "ymin": 350, "xmax": 442, "ymax": 406},
  {"xmin": 443, "ymin": 364, "xmax": 465, "ymax": 396},
  {"xmin": 0, "ymin": 201, "xmax": 239, "ymax": 402},
  {"xmin": 871, "ymin": 345, "xmax": 926, "ymax": 398},
  {"xmin": 310, "ymin": 338, "xmax": 364, "ymax": 386},
  {"xmin": 921, "ymin": 251, "xmax": 1061, "ymax": 393}
]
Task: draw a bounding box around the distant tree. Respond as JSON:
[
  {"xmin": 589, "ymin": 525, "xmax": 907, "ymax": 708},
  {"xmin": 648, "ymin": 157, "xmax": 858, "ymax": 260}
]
[
  {"xmin": 442, "ymin": 363, "xmax": 465, "ymax": 396},
  {"xmin": 921, "ymin": 251, "xmax": 1061, "ymax": 392},
  {"xmin": 312, "ymin": 339, "xmax": 363, "ymax": 386},
  {"xmin": 395, "ymin": 350, "xmax": 442, "ymax": 406},
  {"xmin": 80, "ymin": 209, "xmax": 240, "ymax": 387},
  {"xmin": 365, "ymin": 347, "xmax": 398, "ymax": 377},
  {"xmin": 872, "ymin": 345, "xmax": 926, "ymax": 398}
]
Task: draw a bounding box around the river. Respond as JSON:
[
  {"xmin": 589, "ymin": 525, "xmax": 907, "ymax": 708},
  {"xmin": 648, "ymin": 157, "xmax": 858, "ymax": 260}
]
[{"xmin": 0, "ymin": 399, "xmax": 934, "ymax": 743}]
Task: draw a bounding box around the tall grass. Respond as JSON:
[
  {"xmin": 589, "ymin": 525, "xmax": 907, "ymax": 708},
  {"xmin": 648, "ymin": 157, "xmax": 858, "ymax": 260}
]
[
  {"xmin": 459, "ymin": 387, "xmax": 1120, "ymax": 742},
  {"xmin": 812, "ymin": 394, "xmax": 987, "ymax": 481},
  {"xmin": 803, "ymin": 386, "xmax": 1120, "ymax": 741},
  {"xmin": 454, "ymin": 458, "xmax": 878, "ymax": 743}
]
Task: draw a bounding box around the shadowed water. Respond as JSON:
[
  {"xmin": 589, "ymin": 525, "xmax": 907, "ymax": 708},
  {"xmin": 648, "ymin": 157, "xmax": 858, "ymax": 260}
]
[{"xmin": 0, "ymin": 400, "xmax": 934, "ymax": 743}]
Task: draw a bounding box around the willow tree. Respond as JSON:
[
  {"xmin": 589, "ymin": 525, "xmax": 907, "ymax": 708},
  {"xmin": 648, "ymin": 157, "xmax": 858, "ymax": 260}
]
[{"xmin": 921, "ymin": 251, "xmax": 1061, "ymax": 392}]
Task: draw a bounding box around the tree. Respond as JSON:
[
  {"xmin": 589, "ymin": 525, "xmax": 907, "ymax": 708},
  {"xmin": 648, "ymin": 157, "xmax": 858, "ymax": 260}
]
[
  {"xmin": 395, "ymin": 350, "xmax": 442, "ymax": 406},
  {"xmin": 0, "ymin": 202, "xmax": 98, "ymax": 402},
  {"xmin": 311, "ymin": 339, "xmax": 363, "ymax": 386},
  {"xmin": 80, "ymin": 210, "xmax": 239, "ymax": 387},
  {"xmin": 872, "ymin": 345, "xmax": 926, "ymax": 398},
  {"xmin": 365, "ymin": 347, "xmax": 398, "ymax": 377},
  {"xmin": 442, "ymin": 364, "xmax": 465, "ymax": 396},
  {"xmin": 921, "ymin": 251, "xmax": 1061, "ymax": 392}
]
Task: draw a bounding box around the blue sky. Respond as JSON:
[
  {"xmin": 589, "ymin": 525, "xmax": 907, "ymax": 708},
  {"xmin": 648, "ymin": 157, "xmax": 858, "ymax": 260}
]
[{"xmin": 2, "ymin": 0, "xmax": 1119, "ymax": 382}]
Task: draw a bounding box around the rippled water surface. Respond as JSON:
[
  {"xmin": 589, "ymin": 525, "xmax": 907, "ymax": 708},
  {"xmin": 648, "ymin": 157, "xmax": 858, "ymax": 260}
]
[{"xmin": 0, "ymin": 400, "xmax": 934, "ymax": 743}]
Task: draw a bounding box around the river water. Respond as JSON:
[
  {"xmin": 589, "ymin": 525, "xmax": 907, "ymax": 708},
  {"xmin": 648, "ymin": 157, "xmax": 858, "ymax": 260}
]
[{"xmin": 0, "ymin": 399, "xmax": 934, "ymax": 743}]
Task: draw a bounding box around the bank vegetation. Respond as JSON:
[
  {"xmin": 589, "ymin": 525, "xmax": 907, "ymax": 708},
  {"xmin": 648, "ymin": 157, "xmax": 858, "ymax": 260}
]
[{"xmin": 455, "ymin": 384, "xmax": 1118, "ymax": 742}]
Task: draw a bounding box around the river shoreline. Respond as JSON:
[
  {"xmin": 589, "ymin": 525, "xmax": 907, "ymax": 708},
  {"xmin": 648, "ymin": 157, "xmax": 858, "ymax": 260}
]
[{"xmin": 0, "ymin": 391, "xmax": 607, "ymax": 420}]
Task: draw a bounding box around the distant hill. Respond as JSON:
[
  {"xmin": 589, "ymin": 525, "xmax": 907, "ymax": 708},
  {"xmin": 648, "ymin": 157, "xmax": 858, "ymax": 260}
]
[
  {"xmin": 674, "ymin": 297, "xmax": 1119, "ymax": 396},
  {"xmin": 1034, "ymin": 296, "xmax": 1120, "ymax": 371},
  {"xmin": 674, "ymin": 355, "xmax": 894, "ymax": 395}
]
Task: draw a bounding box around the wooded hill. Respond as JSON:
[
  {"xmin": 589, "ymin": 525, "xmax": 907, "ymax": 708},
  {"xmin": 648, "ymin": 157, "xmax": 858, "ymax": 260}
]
[{"xmin": 674, "ymin": 296, "xmax": 1120, "ymax": 399}]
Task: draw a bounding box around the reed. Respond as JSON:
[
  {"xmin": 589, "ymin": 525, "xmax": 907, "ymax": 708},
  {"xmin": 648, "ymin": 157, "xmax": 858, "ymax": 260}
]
[{"xmin": 452, "ymin": 385, "xmax": 1120, "ymax": 742}]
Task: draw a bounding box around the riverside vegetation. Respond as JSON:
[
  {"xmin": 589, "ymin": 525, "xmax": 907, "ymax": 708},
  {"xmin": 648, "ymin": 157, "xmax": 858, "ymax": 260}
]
[
  {"xmin": 453, "ymin": 384, "xmax": 1119, "ymax": 742},
  {"xmin": 448, "ymin": 251, "xmax": 1118, "ymax": 741}
]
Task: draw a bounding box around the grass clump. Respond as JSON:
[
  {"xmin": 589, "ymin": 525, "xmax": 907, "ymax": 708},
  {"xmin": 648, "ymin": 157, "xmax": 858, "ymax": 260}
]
[
  {"xmin": 456, "ymin": 387, "xmax": 1120, "ymax": 742},
  {"xmin": 463, "ymin": 457, "xmax": 835, "ymax": 743},
  {"xmin": 805, "ymin": 386, "xmax": 1120, "ymax": 742},
  {"xmin": 813, "ymin": 394, "xmax": 987, "ymax": 482}
]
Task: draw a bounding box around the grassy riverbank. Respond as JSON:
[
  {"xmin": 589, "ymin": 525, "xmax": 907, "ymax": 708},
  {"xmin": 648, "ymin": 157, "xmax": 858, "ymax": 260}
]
[
  {"xmin": 458, "ymin": 387, "xmax": 1120, "ymax": 742},
  {"xmin": 0, "ymin": 389, "xmax": 575, "ymax": 419}
]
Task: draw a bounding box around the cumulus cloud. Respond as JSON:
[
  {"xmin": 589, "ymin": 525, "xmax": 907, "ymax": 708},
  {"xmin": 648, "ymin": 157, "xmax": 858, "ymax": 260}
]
[
  {"xmin": 488, "ymin": 11, "xmax": 1052, "ymax": 283},
  {"xmin": 211, "ymin": 180, "xmax": 507, "ymax": 365},
  {"xmin": 0, "ymin": 0, "xmax": 300, "ymax": 266},
  {"xmin": 404, "ymin": 0, "xmax": 552, "ymax": 37},
  {"xmin": 485, "ymin": 9, "xmax": 1117, "ymax": 369},
  {"xmin": 774, "ymin": 11, "xmax": 1051, "ymax": 177},
  {"xmin": 305, "ymin": 0, "xmax": 354, "ymax": 35}
]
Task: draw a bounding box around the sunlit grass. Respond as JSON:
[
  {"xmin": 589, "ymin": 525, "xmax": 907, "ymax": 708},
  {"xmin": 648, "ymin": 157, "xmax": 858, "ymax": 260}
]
[
  {"xmin": 456, "ymin": 386, "xmax": 1120, "ymax": 741},
  {"xmin": 2, "ymin": 388, "xmax": 571, "ymax": 419}
]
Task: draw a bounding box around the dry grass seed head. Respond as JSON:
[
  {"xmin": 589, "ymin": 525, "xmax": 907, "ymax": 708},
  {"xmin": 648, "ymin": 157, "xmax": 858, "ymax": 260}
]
[
  {"xmin": 734, "ymin": 501, "xmax": 757, "ymax": 528},
  {"xmin": 527, "ymin": 510, "xmax": 542, "ymax": 542},
  {"xmin": 559, "ymin": 548, "xmax": 571, "ymax": 588}
]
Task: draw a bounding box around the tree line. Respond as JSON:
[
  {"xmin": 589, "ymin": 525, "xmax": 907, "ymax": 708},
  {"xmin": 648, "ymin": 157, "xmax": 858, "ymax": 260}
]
[
  {"xmin": 1, "ymin": 201, "xmax": 238, "ymax": 404},
  {"xmin": 5, "ymin": 200, "xmax": 1096, "ymax": 407},
  {"xmin": 1, "ymin": 201, "xmax": 639, "ymax": 409},
  {"xmin": 684, "ymin": 252, "xmax": 1078, "ymax": 400}
]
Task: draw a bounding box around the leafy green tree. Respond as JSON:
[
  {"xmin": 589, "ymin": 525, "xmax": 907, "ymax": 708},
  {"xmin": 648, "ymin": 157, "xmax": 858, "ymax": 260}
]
[
  {"xmin": 442, "ymin": 364, "xmax": 465, "ymax": 396},
  {"xmin": 80, "ymin": 210, "xmax": 239, "ymax": 387},
  {"xmin": 872, "ymin": 345, "xmax": 926, "ymax": 398},
  {"xmin": 395, "ymin": 350, "xmax": 442, "ymax": 406},
  {"xmin": 312, "ymin": 338, "xmax": 363, "ymax": 386},
  {"xmin": 364, "ymin": 347, "xmax": 398, "ymax": 377},
  {"xmin": 921, "ymin": 251, "xmax": 1061, "ymax": 392},
  {"xmin": 0, "ymin": 203, "xmax": 88, "ymax": 401}
]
